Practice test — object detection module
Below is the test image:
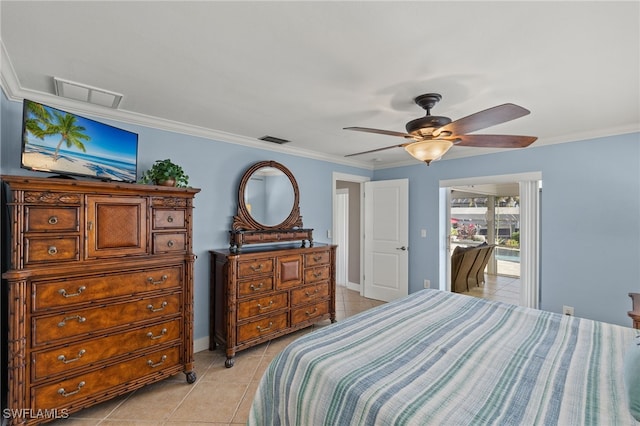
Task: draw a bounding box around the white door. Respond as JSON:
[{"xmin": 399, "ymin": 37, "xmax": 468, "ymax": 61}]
[{"xmin": 363, "ymin": 179, "xmax": 409, "ymax": 302}]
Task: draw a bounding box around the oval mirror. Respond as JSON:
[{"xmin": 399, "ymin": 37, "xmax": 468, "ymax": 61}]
[
  {"xmin": 244, "ymin": 166, "xmax": 295, "ymax": 226},
  {"xmin": 232, "ymin": 160, "xmax": 303, "ymax": 231}
]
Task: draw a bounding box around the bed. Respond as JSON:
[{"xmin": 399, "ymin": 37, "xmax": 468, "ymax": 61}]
[{"xmin": 249, "ymin": 289, "xmax": 639, "ymax": 425}]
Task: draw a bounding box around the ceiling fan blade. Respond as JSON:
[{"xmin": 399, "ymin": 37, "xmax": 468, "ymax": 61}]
[
  {"xmin": 344, "ymin": 126, "xmax": 416, "ymax": 139},
  {"xmin": 435, "ymin": 103, "xmax": 531, "ymax": 137},
  {"xmin": 345, "ymin": 142, "xmax": 412, "ymax": 157},
  {"xmin": 455, "ymin": 134, "xmax": 538, "ymax": 148}
]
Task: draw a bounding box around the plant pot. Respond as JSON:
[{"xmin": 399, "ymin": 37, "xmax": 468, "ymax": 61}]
[{"xmin": 157, "ymin": 178, "xmax": 176, "ymax": 187}]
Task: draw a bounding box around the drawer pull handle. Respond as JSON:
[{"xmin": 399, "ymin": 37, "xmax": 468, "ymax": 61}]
[
  {"xmin": 305, "ymin": 288, "xmax": 320, "ymax": 297},
  {"xmin": 48, "ymin": 216, "xmax": 58, "ymax": 225},
  {"xmin": 58, "ymin": 286, "xmax": 86, "ymax": 298},
  {"xmin": 167, "ymin": 215, "xmax": 174, "ymax": 223},
  {"xmin": 48, "ymin": 246, "xmax": 58, "ymax": 255},
  {"xmin": 58, "ymin": 315, "xmax": 86, "ymax": 327},
  {"xmin": 250, "ymin": 283, "xmax": 264, "ymax": 291},
  {"xmin": 257, "ymin": 301, "xmax": 274, "ymax": 311},
  {"xmin": 58, "ymin": 381, "xmax": 85, "ymax": 398},
  {"xmin": 313, "ymin": 255, "xmax": 322, "ymax": 261},
  {"xmin": 147, "ymin": 301, "xmax": 168, "ymax": 313},
  {"xmin": 57, "ymin": 349, "xmax": 86, "ymax": 364},
  {"xmin": 167, "ymin": 240, "xmax": 175, "ymax": 248},
  {"xmin": 257, "ymin": 322, "xmax": 273, "ymax": 332},
  {"xmin": 147, "ymin": 275, "xmax": 168, "ymax": 285},
  {"xmin": 313, "ymin": 271, "xmax": 323, "ymax": 278},
  {"xmin": 147, "ymin": 328, "xmax": 168, "ymax": 340},
  {"xmin": 250, "ymin": 264, "xmax": 263, "ymax": 272},
  {"xmin": 305, "ymin": 307, "xmax": 319, "ymax": 317},
  {"xmin": 147, "ymin": 355, "xmax": 167, "ymax": 368}
]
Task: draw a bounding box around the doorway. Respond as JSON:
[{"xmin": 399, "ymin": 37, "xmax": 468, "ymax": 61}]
[
  {"xmin": 440, "ymin": 172, "xmax": 541, "ymax": 308},
  {"xmin": 333, "ymin": 173, "xmax": 369, "ymax": 294},
  {"xmin": 449, "ymin": 185, "xmax": 521, "ymax": 305}
]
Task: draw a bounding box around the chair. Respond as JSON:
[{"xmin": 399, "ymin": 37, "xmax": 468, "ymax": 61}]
[{"xmin": 451, "ymin": 244, "xmax": 496, "ymax": 293}]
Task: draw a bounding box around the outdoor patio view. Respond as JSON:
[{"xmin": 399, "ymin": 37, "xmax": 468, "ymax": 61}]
[{"xmin": 451, "ymin": 195, "xmax": 520, "ymax": 278}]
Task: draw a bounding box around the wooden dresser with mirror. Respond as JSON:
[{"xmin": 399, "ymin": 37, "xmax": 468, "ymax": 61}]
[
  {"xmin": 1, "ymin": 175, "xmax": 200, "ymax": 425},
  {"xmin": 210, "ymin": 161, "xmax": 336, "ymax": 367}
]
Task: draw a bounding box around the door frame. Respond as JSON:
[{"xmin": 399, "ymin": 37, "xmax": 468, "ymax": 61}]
[
  {"xmin": 439, "ymin": 172, "xmax": 541, "ymax": 307},
  {"xmin": 332, "ymin": 172, "xmax": 370, "ymax": 295},
  {"xmin": 335, "ymin": 188, "xmax": 349, "ymax": 287}
]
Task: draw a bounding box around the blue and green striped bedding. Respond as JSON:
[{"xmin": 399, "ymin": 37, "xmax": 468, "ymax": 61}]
[{"xmin": 249, "ymin": 289, "xmax": 638, "ymax": 425}]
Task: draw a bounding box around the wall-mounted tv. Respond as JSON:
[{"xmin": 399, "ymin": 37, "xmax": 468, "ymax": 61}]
[{"xmin": 21, "ymin": 99, "xmax": 138, "ymax": 182}]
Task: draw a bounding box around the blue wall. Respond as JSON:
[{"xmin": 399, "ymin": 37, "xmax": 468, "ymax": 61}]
[
  {"xmin": 2, "ymin": 92, "xmax": 639, "ymax": 331},
  {"xmin": 0, "ymin": 93, "xmax": 373, "ymax": 343},
  {"xmin": 374, "ymin": 132, "xmax": 640, "ymax": 326}
]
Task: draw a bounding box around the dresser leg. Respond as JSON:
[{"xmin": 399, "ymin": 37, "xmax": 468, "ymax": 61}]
[{"xmin": 225, "ymin": 357, "xmax": 235, "ymax": 368}]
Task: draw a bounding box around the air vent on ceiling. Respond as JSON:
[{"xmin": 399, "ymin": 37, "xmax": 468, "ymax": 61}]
[
  {"xmin": 259, "ymin": 135, "xmax": 291, "ymax": 145},
  {"xmin": 53, "ymin": 77, "xmax": 123, "ymax": 108}
]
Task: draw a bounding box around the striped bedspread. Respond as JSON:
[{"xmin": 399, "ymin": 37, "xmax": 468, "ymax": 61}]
[{"xmin": 249, "ymin": 289, "xmax": 638, "ymax": 425}]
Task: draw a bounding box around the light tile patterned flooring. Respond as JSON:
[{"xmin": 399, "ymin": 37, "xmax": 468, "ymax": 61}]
[
  {"xmin": 459, "ymin": 273, "xmax": 521, "ymax": 305},
  {"xmin": 47, "ymin": 286, "xmax": 385, "ymax": 426},
  {"xmin": 46, "ymin": 280, "xmax": 516, "ymax": 425}
]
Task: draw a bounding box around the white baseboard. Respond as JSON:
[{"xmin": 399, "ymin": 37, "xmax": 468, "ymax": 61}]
[
  {"xmin": 194, "ymin": 336, "xmax": 210, "ymax": 353},
  {"xmin": 346, "ymin": 281, "xmax": 361, "ymax": 293}
]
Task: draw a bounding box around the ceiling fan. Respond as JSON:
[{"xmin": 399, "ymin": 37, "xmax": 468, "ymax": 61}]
[{"xmin": 344, "ymin": 93, "xmax": 537, "ymax": 165}]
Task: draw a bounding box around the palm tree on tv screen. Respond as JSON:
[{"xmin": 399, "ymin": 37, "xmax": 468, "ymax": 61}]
[
  {"xmin": 48, "ymin": 111, "xmax": 91, "ymax": 161},
  {"xmin": 24, "ymin": 101, "xmax": 52, "ymax": 140},
  {"xmin": 25, "ymin": 102, "xmax": 92, "ymax": 162}
]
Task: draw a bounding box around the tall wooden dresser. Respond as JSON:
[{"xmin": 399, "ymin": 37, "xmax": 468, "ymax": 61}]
[
  {"xmin": 1, "ymin": 175, "xmax": 199, "ymax": 425},
  {"xmin": 210, "ymin": 243, "xmax": 336, "ymax": 367}
]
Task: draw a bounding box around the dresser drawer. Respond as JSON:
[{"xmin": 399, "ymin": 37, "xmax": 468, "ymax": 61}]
[
  {"xmin": 32, "ymin": 345, "xmax": 181, "ymax": 410},
  {"xmin": 291, "ymin": 282, "xmax": 329, "ymax": 306},
  {"xmin": 25, "ymin": 236, "xmax": 79, "ymax": 265},
  {"xmin": 237, "ymin": 276, "xmax": 274, "ymax": 298},
  {"xmin": 291, "ymin": 300, "xmax": 330, "ymax": 326},
  {"xmin": 33, "ymin": 293, "xmax": 182, "ymax": 346},
  {"xmin": 153, "ymin": 209, "xmax": 185, "ymax": 229},
  {"xmin": 304, "ymin": 250, "xmax": 330, "ymax": 267},
  {"xmin": 304, "ymin": 265, "xmax": 330, "ymax": 284},
  {"xmin": 238, "ymin": 258, "xmax": 274, "ymax": 278},
  {"xmin": 26, "ymin": 206, "xmax": 79, "ymax": 232},
  {"xmin": 237, "ymin": 312, "xmax": 288, "ymax": 344},
  {"xmin": 237, "ymin": 292, "xmax": 288, "ymax": 321},
  {"xmin": 33, "ymin": 265, "xmax": 183, "ymax": 311},
  {"xmin": 153, "ymin": 232, "xmax": 186, "ymax": 254},
  {"xmin": 31, "ymin": 318, "xmax": 182, "ymax": 381}
]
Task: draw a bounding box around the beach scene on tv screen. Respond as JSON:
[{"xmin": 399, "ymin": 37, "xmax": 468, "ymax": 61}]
[{"xmin": 22, "ymin": 100, "xmax": 138, "ymax": 182}]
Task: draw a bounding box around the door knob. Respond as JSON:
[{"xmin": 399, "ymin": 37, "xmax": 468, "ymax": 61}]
[{"xmin": 396, "ymin": 246, "xmax": 408, "ymax": 251}]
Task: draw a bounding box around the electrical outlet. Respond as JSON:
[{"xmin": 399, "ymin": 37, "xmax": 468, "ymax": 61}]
[
  {"xmin": 562, "ymin": 305, "xmax": 574, "ymax": 316},
  {"xmin": 424, "ymin": 279, "xmax": 430, "ymax": 288}
]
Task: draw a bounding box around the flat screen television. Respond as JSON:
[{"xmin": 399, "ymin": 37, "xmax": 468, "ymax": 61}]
[{"xmin": 21, "ymin": 99, "xmax": 138, "ymax": 182}]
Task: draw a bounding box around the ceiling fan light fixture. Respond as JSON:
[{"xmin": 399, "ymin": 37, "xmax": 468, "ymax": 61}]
[{"xmin": 405, "ymin": 139, "xmax": 453, "ymax": 165}]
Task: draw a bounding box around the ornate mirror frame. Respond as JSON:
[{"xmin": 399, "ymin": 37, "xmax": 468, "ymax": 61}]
[{"xmin": 229, "ymin": 160, "xmax": 313, "ymax": 250}]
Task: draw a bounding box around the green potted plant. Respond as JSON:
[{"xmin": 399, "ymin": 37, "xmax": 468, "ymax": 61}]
[{"xmin": 139, "ymin": 159, "xmax": 189, "ymax": 187}]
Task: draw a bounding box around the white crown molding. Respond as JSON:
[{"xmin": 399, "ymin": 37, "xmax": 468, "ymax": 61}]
[
  {"xmin": 0, "ymin": 40, "xmax": 374, "ymax": 171},
  {"xmin": 3, "ymin": 38, "xmax": 636, "ymax": 172}
]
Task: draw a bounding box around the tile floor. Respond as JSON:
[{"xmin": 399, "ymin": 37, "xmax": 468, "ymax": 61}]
[
  {"xmin": 47, "ymin": 285, "xmax": 385, "ymax": 426},
  {"xmin": 459, "ymin": 273, "xmax": 521, "ymax": 305},
  {"xmin": 45, "ymin": 280, "xmax": 516, "ymax": 425}
]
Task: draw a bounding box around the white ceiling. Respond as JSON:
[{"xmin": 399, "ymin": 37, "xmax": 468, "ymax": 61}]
[{"xmin": 1, "ymin": 1, "xmax": 638, "ymax": 169}]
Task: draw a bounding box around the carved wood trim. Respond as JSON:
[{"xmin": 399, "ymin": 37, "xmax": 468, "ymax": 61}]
[{"xmin": 230, "ymin": 161, "xmax": 312, "ymax": 249}]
